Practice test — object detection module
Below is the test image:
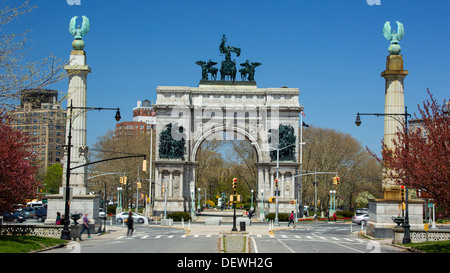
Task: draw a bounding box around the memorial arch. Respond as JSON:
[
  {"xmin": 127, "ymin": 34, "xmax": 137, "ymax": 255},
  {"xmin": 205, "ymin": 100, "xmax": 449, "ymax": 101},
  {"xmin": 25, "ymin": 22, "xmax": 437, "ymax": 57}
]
[{"xmin": 152, "ymin": 81, "xmax": 303, "ymax": 217}]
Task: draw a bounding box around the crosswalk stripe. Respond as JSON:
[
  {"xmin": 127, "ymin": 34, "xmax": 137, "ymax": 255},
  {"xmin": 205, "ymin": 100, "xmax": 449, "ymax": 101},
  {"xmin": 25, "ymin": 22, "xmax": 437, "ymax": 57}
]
[{"xmin": 114, "ymin": 234, "xmax": 365, "ymax": 242}]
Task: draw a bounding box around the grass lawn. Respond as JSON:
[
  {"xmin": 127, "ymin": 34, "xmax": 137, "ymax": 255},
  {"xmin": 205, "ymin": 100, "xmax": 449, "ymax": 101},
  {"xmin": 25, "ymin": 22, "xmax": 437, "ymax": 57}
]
[
  {"xmin": 0, "ymin": 235, "xmax": 67, "ymax": 253},
  {"xmin": 403, "ymin": 240, "xmax": 450, "ymax": 253}
]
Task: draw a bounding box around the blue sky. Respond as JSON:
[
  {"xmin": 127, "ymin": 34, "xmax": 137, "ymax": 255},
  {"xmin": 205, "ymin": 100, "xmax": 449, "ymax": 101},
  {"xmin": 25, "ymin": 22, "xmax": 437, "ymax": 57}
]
[{"xmin": 6, "ymin": 0, "xmax": 450, "ymax": 157}]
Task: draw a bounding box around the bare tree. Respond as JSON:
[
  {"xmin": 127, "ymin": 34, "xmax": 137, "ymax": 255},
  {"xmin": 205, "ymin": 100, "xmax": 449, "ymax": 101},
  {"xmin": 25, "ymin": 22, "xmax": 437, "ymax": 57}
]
[
  {"xmin": 0, "ymin": 1, "xmax": 67, "ymax": 107},
  {"xmin": 90, "ymin": 130, "xmax": 152, "ymax": 209},
  {"xmin": 301, "ymin": 126, "xmax": 382, "ymax": 211}
]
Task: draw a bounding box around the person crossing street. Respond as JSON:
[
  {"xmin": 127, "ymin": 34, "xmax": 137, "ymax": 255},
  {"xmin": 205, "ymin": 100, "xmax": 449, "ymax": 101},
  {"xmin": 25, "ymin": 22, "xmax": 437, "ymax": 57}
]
[{"xmin": 287, "ymin": 211, "xmax": 296, "ymax": 228}]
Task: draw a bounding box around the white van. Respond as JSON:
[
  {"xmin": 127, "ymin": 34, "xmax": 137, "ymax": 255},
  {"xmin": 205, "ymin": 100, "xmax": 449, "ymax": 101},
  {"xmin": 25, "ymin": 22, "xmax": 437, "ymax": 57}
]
[{"xmin": 27, "ymin": 201, "xmax": 43, "ymax": 207}]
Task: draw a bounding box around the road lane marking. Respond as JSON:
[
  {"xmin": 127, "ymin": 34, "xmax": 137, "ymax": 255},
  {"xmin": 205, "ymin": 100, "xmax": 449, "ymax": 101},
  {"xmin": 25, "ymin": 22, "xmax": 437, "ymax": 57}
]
[{"xmin": 251, "ymin": 237, "xmax": 259, "ymax": 253}]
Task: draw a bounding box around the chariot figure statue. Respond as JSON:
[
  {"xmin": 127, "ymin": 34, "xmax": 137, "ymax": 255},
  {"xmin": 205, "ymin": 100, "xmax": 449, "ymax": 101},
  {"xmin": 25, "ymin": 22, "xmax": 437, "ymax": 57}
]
[{"xmin": 219, "ymin": 35, "xmax": 241, "ymax": 81}]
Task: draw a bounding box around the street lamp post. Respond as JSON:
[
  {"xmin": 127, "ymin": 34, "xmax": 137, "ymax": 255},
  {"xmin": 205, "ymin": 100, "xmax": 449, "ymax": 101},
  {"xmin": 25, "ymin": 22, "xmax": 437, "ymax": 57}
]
[
  {"xmin": 329, "ymin": 190, "xmax": 336, "ymax": 216},
  {"xmin": 190, "ymin": 189, "xmax": 195, "ymax": 220},
  {"xmin": 250, "ymin": 189, "xmax": 254, "ymax": 211},
  {"xmin": 164, "ymin": 178, "xmax": 168, "ymax": 219},
  {"xmin": 60, "ymin": 100, "xmax": 121, "ymax": 240},
  {"xmin": 355, "ymin": 106, "xmax": 412, "ymax": 244},
  {"xmin": 197, "ymin": 188, "xmax": 201, "ymax": 213},
  {"xmin": 260, "ymin": 189, "xmax": 264, "ymax": 221}
]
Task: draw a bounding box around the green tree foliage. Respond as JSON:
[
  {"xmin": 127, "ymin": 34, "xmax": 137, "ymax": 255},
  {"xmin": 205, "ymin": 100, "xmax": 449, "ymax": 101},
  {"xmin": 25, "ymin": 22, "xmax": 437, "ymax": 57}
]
[{"xmin": 42, "ymin": 164, "xmax": 62, "ymax": 194}]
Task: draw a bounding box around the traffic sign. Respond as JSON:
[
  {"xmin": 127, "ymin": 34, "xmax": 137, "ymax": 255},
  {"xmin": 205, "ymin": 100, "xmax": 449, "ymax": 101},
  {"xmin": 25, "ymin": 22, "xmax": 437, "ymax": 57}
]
[{"xmin": 424, "ymin": 223, "xmax": 429, "ymax": 231}]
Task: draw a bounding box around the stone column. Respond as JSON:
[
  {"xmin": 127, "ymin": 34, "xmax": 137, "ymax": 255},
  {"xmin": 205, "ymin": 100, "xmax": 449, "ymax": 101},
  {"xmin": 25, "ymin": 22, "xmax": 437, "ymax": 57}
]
[
  {"xmin": 381, "ymin": 55, "xmax": 408, "ymax": 200},
  {"xmin": 62, "ymin": 50, "xmax": 91, "ymax": 196}
]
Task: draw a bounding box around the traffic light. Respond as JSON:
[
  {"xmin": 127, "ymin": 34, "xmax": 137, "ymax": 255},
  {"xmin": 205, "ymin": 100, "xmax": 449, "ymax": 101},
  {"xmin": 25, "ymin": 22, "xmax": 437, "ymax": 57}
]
[
  {"xmin": 232, "ymin": 178, "xmax": 237, "ymax": 190},
  {"xmin": 120, "ymin": 176, "xmax": 127, "ymax": 185},
  {"xmin": 290, "ymin": 200, "xmax": 296, "ymax": 205},
  {"xmin": 142, "ymin": 159, "xmax": 147, "ymax": 172},
  {"xmin": 137, "ymin": 181, "xmax": 141, "ymax": 189},
  {"xmin": 333, "ymin": 176, "xmax": 340, "ymax": 185},
  {"xmin": 275, "ymin": 179, "xmax": 278, "ymax": 188}
]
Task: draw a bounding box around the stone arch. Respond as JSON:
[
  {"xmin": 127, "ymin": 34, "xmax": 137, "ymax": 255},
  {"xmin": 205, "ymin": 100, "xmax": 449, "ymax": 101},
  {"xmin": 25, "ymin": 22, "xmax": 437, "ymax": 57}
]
[{"xmin": 190, "ymin": 125, "xmax": 262, "ymax": 163}]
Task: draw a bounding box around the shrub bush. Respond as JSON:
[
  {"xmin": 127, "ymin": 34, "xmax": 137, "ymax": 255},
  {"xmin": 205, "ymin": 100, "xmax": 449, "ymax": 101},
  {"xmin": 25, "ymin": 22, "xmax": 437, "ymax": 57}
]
[
  {"xmin": 167, "ymin": 212, "xmax": 191, "ymax": 221},
  {"xmin": 336, "ymin": 211, "xmax": 354, "ymax": 218},
  {"xmin": 265, "ymin": 213, "xmax": 290, "ymax": 221}
]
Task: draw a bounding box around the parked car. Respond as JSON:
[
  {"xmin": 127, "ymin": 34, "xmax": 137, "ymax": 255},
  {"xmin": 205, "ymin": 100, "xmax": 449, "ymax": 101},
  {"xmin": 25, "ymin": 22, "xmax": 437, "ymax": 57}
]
[
  {"xmin": 2, "ymin": 212, "xmax": 26, "ymax": 223},
  {"xmin": 352, "ymin": 213, "xmax": 369, "ymax": 225},
  {"xmin": 355, "ymin": 208, "xmax": 369, "ymax": 216},
  {"xmin": 21, "ymin": 206, "xmax": 38, "ymax": 219},
  {"xmin": 115, "ymin": 212, "xmax": 147, "ymax": 224},
  {"xmin": 99, "ymin": 208, "xmax": 107, "ymax": 220},
  {"xmin": 35, "ymin": 207, "xmax": 47, "ymax": 222}
]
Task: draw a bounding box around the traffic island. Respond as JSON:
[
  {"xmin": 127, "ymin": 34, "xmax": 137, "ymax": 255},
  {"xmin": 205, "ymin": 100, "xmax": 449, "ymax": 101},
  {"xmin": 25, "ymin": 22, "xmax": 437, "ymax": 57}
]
[{"xmin": 219, "ymin": 232, "xmax": 251, "ymax": 253}]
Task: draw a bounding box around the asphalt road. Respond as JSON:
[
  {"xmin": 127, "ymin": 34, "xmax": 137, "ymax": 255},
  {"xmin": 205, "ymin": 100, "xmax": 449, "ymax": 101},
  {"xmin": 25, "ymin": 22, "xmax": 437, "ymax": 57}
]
[{"xmin": 42, "ymin": 221, "xmax": 405, "ymax": 254}]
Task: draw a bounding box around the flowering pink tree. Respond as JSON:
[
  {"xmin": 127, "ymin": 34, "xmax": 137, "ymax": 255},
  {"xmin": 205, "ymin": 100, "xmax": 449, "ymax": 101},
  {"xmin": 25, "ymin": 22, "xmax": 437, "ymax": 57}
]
[{"xmin": 0, "ymin": 109, "xmax": 40, "ymax": 212}]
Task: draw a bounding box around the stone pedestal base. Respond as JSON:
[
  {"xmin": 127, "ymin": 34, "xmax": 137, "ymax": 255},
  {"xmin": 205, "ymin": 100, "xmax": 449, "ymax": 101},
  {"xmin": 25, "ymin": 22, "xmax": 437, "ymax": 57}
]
[
  {"xmin": 367, "ymin": 198, "xmax": 424, "ymax": 238},
  {"xmin": 153, "ymin": 197, "xmax": 187, "ymax": 216},
  {"xmin": 44, "ymin": 194, "xmax": 101, "ymax": 228}
]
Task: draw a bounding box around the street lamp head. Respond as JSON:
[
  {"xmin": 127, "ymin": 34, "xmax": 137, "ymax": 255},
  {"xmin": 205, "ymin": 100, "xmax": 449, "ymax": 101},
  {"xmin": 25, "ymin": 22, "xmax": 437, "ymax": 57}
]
[
  {"xmin": 115, "ymin": 109, "xmax": 121, "ymax": 121},
  {"xmin": 355, "ymin": 113, "xmax": 361, "ymax": 127}
]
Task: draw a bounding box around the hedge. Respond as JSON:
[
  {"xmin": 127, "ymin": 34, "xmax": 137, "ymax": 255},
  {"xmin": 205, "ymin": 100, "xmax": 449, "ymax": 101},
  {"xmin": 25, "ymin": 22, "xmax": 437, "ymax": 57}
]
[{"xmin": 167, "ymin": 212, "xmax": 192, "ymax": 221}]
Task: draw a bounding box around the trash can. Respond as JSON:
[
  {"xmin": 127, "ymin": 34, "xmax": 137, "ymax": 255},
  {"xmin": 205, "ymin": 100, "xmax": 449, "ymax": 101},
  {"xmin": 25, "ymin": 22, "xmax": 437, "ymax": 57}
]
[{"xmin": 240, "ymin": 221, "xmax": 246, "ymax": 231}]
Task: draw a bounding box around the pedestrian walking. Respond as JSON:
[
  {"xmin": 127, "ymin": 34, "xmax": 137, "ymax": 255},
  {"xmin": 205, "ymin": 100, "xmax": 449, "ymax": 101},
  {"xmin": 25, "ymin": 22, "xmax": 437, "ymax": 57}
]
[
  {"xmin": 126, "ymin": 211, "xmax": 134, "ymax": 237},
  {"xmin": 80, "ymin": 213, "xmax": 91, "ymax": 239},
  {"xmin": 56, "ymin": 212, "xmax": 61, "ymax": 225},
  {"xmin": 326, "ymin": 210, "xmax": 329, "ymax": 223},
  {"xmin": 333, "ymin": 212, "xmax": 337, "ymax": 222},
  {"xmin": 287, "ymin": 211, "xmax": 296, "ymax": 228}
]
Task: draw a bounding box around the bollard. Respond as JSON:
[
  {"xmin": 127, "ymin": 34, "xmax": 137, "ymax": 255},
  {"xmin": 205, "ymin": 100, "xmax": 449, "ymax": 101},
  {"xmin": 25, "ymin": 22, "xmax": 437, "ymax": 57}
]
[
  {"xmin": 188, "ymin": 220, "xmax": 191, "ymax": 231},
  {"xmin": 182, "ymin": 218, "xmax": 184, "ymax": 228}
]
